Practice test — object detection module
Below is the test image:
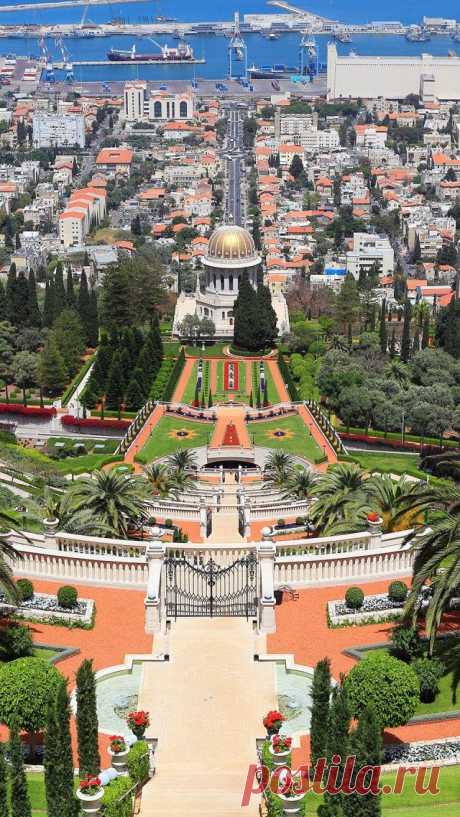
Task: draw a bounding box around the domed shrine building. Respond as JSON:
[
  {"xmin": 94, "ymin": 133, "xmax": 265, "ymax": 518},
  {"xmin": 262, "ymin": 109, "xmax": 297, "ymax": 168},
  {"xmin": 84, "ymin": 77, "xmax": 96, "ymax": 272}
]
[{"xmin": 173, "ymin": 225, "xmax": 290, "ymax": 338}]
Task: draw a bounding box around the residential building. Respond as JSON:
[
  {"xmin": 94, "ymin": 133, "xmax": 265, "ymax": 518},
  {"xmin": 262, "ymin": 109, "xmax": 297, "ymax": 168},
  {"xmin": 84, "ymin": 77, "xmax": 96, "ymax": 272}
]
[{"xmin": 346, "ymin": 232, "xmax": 394, "ymax": 278}]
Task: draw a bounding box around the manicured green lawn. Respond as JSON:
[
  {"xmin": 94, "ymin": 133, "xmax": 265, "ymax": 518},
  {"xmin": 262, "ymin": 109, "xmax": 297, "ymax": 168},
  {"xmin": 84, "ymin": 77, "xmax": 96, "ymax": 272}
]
[
  {"xmin": 53, "ymin": 453, "xmax": 121, "ymax": 475},
  {"xmin": 214, "ymin": 360, "xmax": 250, "ymax": 404},
  {"xmin": 300, "ymin": 766, "xmax": 460, "ymax": 813},
  {"xmin": 248, "ymin": 416, "xmax": 324, "ymax": 463},
  {"xmin": 135, "ymin": 416, "xmax": 214, "ymax": 463},
  {"xmin": 181, "ymin": 361, "xmax": 198, "ymax": 404},
  {"xmin": 186, "ymin": 343, "xmax": 226, "ymax": 358},
  {"xmin": 163, "ymin": 341, "xmax": 181, "ymax": 357},
  {"xmin": 33, "ymin": 646, "xmax": 61, "ymax": 662},
  {"xmin": 348, "ymin": 451, "xmax": 426, "ymax": 479},
  {"xmin": 46, "ymin": 437, "xmax": 118, "ymax": 455}
]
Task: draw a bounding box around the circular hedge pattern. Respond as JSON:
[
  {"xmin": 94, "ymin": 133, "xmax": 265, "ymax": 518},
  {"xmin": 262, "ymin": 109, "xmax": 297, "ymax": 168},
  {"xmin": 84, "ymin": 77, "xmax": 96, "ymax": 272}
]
[
  {"xmin": 345, "ymin": 652, "xmax": 420, "ymax": 728},
  {"xmin": 0, "ymin": 657, "xmax": 62, "ymax": 733}
]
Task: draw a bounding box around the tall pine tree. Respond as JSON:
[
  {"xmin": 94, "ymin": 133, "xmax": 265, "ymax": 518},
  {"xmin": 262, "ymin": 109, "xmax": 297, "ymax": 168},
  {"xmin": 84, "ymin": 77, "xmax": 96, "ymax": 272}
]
[
  {"xmin": 400, "ymin": 299, "xmax": 412, "ymax": 363},
  {"xmin": 0, "ymin": 280, "xmax": 6, "ymax": 321},
  {"xmin": 319, "ymin": 684, "xmax": 351, "ymax": 817},
  {"xmin": 66, "ymin": 268, "xmax": 76, "ymax": 310},
  {"xmin": 87, "ymin": 289, "xmax": 99, "ymax": 347},
  {"xmin": 39, "ymin": 334, "xmax": 67, "ymax": 395},
  {"xmin": 5, "ymin": 262, "xmax": 17, "ymax": 325},
  {"xmin": 13, "ymin": 272, "xmax": 30, "ymax": 328},
  {"xmin": 0, "ymin": 741, "xmax": 7, "ymax": 817},
  {"xmin": 310, "ymin": 658, "xmax": 332, "ymax": 772},
  {"xmin": 105, "ymin": 351, "xmax": 125, "ymax": 410},
  {"xmin": 27, "ymin": 270, "xmax": 42, "ymax": 328},
  {"xmin": 76, "ymin": 659, "xmax": 101, "ymax": 778},
  {"xmin": 43, "ymin": 276, "xmax": 57, "ymax": 329},
  {"xmin": 343, "ymin": 705, "xmax": 382, "ymax": 817},
  {"xmin": 54, "ymin": 262, "xmax": 66, "ymax": 317},
  {"xmin": 9, "ymin": 728, "xmax": 32, "ymax": 817},
  {"xmin": 379, "ymin": 297, "xmax": 387, "ymax": 354},
  {"xmin": 44, "ymin": 698, "xmax": 61, "ymax": 817},
  {"xmin": 421, "ymin": 313, "xmax": 430, "ymax": 349},
  {"xmin": 56, "ymin": 680, "xmax": 77, "ymax": 817}
]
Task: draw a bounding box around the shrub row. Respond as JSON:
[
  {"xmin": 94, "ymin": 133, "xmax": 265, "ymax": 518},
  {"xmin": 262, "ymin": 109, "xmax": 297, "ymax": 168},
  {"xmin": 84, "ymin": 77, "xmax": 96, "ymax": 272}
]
[
  {"xmin": 150, "ymin": 357, "xmax": 175, "ymax": 401},
  {"xmin": 277, "ymin": 354, "xmax": 299, "ymax": 402},
  {"xmin": 162, "ymin": 348, "xmax": 186, "ymax": 402},
  {"xmin": 0, "ymin": 404, "xmax": 56, "ymax": 417},
  {"xmin": 61, "ymin": 415, "xmax": 130, "ymax": 430}
]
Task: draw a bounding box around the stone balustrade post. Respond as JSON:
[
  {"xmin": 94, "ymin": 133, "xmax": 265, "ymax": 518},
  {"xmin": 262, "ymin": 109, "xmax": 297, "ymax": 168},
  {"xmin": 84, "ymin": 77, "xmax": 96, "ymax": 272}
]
[
  {"xmin": 257, "ymin": 532, "xmax": 277, "ymax": 634},
  {"xmin": 43, "ymin": 518, "xmax": 59, "ymax": 550},
  {"xmin": 144, "ymin": 530, "xmax": 166, "ymax": 634},
  {"xmin": 199, "ymin": 500, "xmax": 207, "ymax": 539},
  {"xmin": 367, "ymin": 515, "xmax": 383, "ymax": 549}
]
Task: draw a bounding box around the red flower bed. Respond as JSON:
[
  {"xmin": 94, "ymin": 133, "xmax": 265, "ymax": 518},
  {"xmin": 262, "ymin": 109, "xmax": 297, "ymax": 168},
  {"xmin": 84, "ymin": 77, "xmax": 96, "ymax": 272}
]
[
  {"xmin": 0, "ymin": 404, "xmax": 56, "ymax": 418},
  {"xmin": 224, "ymin": 361, "xmax": 238, "ymax": 391},
  {"xmin": 222, "ymin": 422, "xmax": 240, "ymax": 446},
  {"xmin": 61, "ymin": 415, "xmax": 130, "ymax": 430}
]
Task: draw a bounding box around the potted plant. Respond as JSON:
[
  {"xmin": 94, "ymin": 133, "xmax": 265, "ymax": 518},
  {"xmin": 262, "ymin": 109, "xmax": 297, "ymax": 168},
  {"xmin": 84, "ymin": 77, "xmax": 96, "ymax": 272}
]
[
  {"xmin": 76, "ymin": 775, "xmax": 104, "ymax": 815},
  {"xmin": 276, "ymin": 777, "xmax": 306, "ymax": 815},
  {"xmin": 263, "ymin": 710, "xmax": 285, "ymax": 737},
  {"xmin": 269, "ymin": 734, "xmax": 292, "ymax": 767},
  {"xmin": 108, "ymin": 734, "xmax": 129, "ymax": 774},
  {"xmin": 127, "ymin": 710, "xmax": 150, "ymax": 739}
]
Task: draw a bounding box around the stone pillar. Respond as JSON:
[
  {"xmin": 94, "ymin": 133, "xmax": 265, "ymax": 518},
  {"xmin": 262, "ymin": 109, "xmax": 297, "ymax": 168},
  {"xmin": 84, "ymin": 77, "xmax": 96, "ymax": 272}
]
[
  {"xmin": 43, "ymin": 517, "xmax": 59, "ymax": 550},
  {"xmin": 367, "ymin": 514, "xmax": 383, "ymax": 550},
  {"xmin": 199, "ymin": 500, "xmax": 207, "ymax": 539},
  {"xmin": 219, "ymin": 464, "xmax": 224, "ymax": 484},
  {"xmin": 257, "ymin": 533, "xmax": 277, "ymax": 634},
  {"xmin": 144, "ymin": 531, "xmax": 166, "ymax": 634}
]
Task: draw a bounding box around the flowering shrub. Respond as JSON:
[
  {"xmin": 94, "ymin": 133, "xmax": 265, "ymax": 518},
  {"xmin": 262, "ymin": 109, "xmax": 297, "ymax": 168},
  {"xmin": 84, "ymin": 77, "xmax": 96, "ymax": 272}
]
[
  {"xmin": 109, "ymin": 735, "xmax": 127, "ymax": 754},
  {"xmin": 79, "ymin": 775, "xmax": 102, "ymax": 795},
  {"xmin": 0, "ymin": 404, "xmax": 56, "ymax": 417},
  {"xmin": 263, "ymin": 710, "xmax": 285, "ymax": 733},
  {"xmin": 127, "ymin": 710, "xmax": 150, "ymax": 737},
  {"xmin": 61, "ymin": 415, "xmax": 130, "ymax": 430},
  {"xmin": 271, "ymin": 734, "xmax": 292, "ymax": 754}
]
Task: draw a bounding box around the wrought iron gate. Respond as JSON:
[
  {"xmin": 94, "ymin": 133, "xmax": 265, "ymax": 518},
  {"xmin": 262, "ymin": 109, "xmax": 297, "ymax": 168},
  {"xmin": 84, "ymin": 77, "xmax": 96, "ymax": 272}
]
[{"xmin": 164, "ymin": 554, "xmax": 258, "ymax": 618}]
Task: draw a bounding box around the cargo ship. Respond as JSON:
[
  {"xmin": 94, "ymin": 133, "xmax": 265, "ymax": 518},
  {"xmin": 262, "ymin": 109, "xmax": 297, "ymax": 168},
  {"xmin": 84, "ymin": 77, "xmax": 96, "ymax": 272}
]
[
  {"xmin": 405, "ymin": 25, "xmax": 431, "ymax": 42},
  {"xmin": 107, "ymin": 40, "xmax": 195, "ymax": 63},
  {"xmin": 248, "ymin": 63, "xmax": 298, "ymax": 79}
]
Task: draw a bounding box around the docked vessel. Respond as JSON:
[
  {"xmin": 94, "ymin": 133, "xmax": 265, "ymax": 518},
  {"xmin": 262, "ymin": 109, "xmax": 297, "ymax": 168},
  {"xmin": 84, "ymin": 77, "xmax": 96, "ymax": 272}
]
[
  {"xmin": 107, "ymin": 40, "xmax": 195, "ymax": 62},
  {"xmin": 248, "ymin": 63, "xmax": 298, "ymax": 79},
  {"xmin": 333, "ymin": 29, "xmax": 352, "ymax": 43},
  {"xmin": 405, "ymin": 25, "xmax": 431, "ymax": 42}
]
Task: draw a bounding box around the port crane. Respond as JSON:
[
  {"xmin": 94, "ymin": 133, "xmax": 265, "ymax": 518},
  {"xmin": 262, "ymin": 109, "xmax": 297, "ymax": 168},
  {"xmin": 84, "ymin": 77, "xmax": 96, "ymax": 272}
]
[
  {"xmin": 55, "ymin": 35, "xmax": 74, "ymax": 80},
  {"xmin": 299, "ymin": 27, "xmax": 318, "ymax": 76},
  {"xmin": 228, "ymin": 11, "xmax": 247, "ymax": 79}
]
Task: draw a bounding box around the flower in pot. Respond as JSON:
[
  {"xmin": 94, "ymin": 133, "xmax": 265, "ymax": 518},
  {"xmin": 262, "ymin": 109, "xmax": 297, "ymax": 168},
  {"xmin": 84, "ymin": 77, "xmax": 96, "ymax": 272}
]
[
  {"xmin": 263, "ymin": 709, "xmax": 285, "ymax": 737},
  {"xmin": 77, "ymin": 775, "xmax": 104, "ymax": 815},
  {"xmin": 127, "ymin": 710, "xmax": 150, "ymax": 739},
  {"xmin": 367, "ymin": 512, "xmax": 380, "ymax": 522},
  {"xmin": 269, "ymin": 734, "xmax": 292, "ymax": 767},
  {"xmin": 276, "ymin": 775, "xmax": 306, "ymax": 815},
  {"xmin": 108, "ymin": 734, "xmax": 129, "ymax": 775}
]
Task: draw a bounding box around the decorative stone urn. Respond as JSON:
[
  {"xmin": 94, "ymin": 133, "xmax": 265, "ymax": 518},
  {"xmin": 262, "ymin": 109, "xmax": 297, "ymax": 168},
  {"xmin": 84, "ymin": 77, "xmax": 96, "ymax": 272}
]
[
  {"xmin": 108, "ymin": 746, "xmax": 129, "ymax": 775},
  {"xmin": 268, "ymin": 742, "xmax": 291, "ymax": 768},
  {"xmin": 277, "ymin": 792, "xmax": 306, "ymax": 815},
  {"xmin": 76, "ymin": 786, "xmax": 104, "ymax": 816}
]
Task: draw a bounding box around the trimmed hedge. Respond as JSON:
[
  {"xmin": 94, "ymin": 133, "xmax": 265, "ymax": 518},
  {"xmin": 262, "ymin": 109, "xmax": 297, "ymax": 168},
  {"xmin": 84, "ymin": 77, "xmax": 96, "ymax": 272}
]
[
  {"xmin": 388, "ymin": 581, "xmax": 408, "ymax": 603},
  {"xmin": 150, "ymin": 357, "xmax": 175, "ymax": 401},
  {"xmin": 57, "ymin": 586, "xmax": 78, "ymax": 609},
  {"xmin": 102, "ymin": 776, "xmax": 134, "ymax": 817},
  {"xmin": 163, "ymin": 348, "xmax": 186, "ymax": 402},
  {"xmin": 345, "ymin": 586, "xmax": 364, "ymax": 610},
  {"xmin": 277, "ymin": 354, "xmax": 299, "ymax": 402},
  {"xmin": 127, "ymin": 740, "xmax": 150, "ymax": 784},
  {"xmin": 16, "ymin": 579, "xmax": 34, "ymax": 601}
]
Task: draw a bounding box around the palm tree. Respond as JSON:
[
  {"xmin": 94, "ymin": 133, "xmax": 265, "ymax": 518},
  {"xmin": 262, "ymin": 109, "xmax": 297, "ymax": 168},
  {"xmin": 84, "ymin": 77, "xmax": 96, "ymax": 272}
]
[
  {"xmin": 143, "ymin": 463, "xmax": 177, "ymax": 499},
  {"xmin": 26, "ymin": 487, "xmax": 106, "ymax": 536},
  {"xmin": 167, "ymin": 449, "xmax": 197, "ymax": 472},
  {"xmin": 0, "ymin": 509, "xmax": 25, "ymax": 603},
  {"xmin": 404, "ymin": 514, "xmax": 460, "ymax": 653},
  {"xmin": 283, "ymin": 468, "xmax": 318, "ymax": 501},
  {"xmin": 263, "ymin": 451, "xmax": 295, "ymax": 490},
  {"xmin": 66, "ymin": 471, "xmax": 149, "ymax": 538},
  {"xmin": 309, "ymin": 463, "xmax": 370, "ymax": 533},
  {"xmin": 366, "ymin": 474, "xmax": 429, "ymax": 531},
  {"xmin": 169, "ymin": 468, "xmax": 197, "ymax": 498}
]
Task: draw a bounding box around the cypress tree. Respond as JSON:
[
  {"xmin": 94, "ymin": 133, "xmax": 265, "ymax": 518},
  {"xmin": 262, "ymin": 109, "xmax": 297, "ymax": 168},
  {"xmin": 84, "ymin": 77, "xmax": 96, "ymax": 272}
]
[
  {"xmin": 343, "ymin": 705, "xmax": 382, "ymax": 817},
  {"xmin": 412, "ymin": 327, "xmax": 420, "ymax": 356},
  {"xmin": 249, "ymin": 390, "xmax": 253, "ymax": 408},
  {"xmin": 78, "ymin": 269, "xmax": 91, "ymax": 332},
  {"xmin": 92, "ymin": 340, "xmax": 113, "ymax": 392},
  {"xmin": 133, "ymin": 327, "xmax": 145, "ymax": 356},
  {"xmin": 66, "ymin": 268, "xmax": 76, "ymax": 310},
  {"xmin": 310, "ymin": 658, "xmax": 332, "ymax": 772},
  {"xmin": 9, "ymin": 728, "xmax": 32, "ymax": 817},
  {"xmin": 0, "ymin": 280, "xmax": 6, "ymax": 321},
  {"xmin": 400, "ymin": 300, "xmax": 412, "ymax": 363},
  {"xmin": 14, "ymin": 272, "xmax": 30, "ymax": 327},
  {"xmin": 421, "ymin": 313, "xmax": 430, "ymax": 349},
  {"xmin": 0, "ymin": 742, "xmax": 8, "ymax": 817},
  {"xmin": 5, "ymin": 262, "xmax": 17, "ymax": 325},
  {"xmin": 379, "ymin": 297, "xmax": 387, "ymax": 354},
  {"xmin": 44, "ymin": 700, "xmax": 61, "ymax": 817},
  {"xmin": 321, "ymin": 684, "xmax": 351, "ymax": 817},
  {"xmin": 123, "ymin": 327, "xmax": 138, "ymax": 367},
  {"xmin": 389, "ymin": 328, "xmax": 396, "ymax": 358},
  {"xmin": 256, "ymin": 385, "xmax": 261, "ymax": 408},
  {"xmin": 347, "ymin": 322, "xmax": 353, "ymax": 350},
  {"xmin": 43, "ymin": 275, "xmax": 56, "ymax": 328},
  {"xmin": 27, "ymin": 270, "xmax": 42, "ymax": 328},
  {"xmin": 137, "ymin": 343, "xmax": 155, "ymax": 381},
  {"xmin": 208, "ymin": 390, "xmax": 213, "ymax": 408},
  {"xmin": 54, "ymin": 263, "xmax": 66, "ymax": 317},
  {"xmin": 125, "ymin": 376, "xmax": 146, "ymax": 411},
  {"xmin": 233, "ymin": 273, "xmax": 259, "ymax": 352},
  {"xmin": 87, "ymin": 288, "xmax": 99, "ymax": 348},
  {"xmin": 194, "ymin": 382, "xmax": 199, "ymax": 406},
  {"xmin": 76, "ymin": 659, "xmax": 101, "ymax": 778},
  {"xmin": 105, "ymin": 351, "xmax": 125, "ymax": 410},
  {"xmin": 55, "ymin": 680, "xmax": 77, "ymax": 817},
  {"xmin": 256, "ymin": 283, "xmax": 278, "ymax": 349},
  {"xmin": 39, "ymin": 334, "xmax": 67, "ymax": 395}
]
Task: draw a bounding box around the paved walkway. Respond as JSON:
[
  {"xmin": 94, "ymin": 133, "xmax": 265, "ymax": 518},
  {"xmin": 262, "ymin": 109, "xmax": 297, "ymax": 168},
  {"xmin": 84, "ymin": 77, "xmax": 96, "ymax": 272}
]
[
  {"xmin": 172, "ymin": 358, "xmax": 195, "ymax": 403},
  {"xmin": 245, "ymin": 361, "xmax": 252, "ymax": 395},
  {"xmin": 297, "ymin": 404, "xmax": 337, "ymax": 467},
  {"xmin": 138, "ymin": 619, "xmax": 276, "ymax": 817},
  {"xmin": 124, "ymin": 404, "xmax": 165, "ymax": 470},
  {"xmin": 210, "ymin": 406, "xmax": 251, "ymax": 449},
  {"xmin": 209, "ymin": 473, "xmax": 244, "ymax": 543}
]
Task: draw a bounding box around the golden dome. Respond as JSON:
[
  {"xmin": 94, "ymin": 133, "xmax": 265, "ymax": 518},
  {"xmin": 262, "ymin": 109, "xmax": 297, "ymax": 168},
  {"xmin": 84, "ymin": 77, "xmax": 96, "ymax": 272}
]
[{"xmin": 207, "ymin": 225, "xmax": 256, "ymax": 261}]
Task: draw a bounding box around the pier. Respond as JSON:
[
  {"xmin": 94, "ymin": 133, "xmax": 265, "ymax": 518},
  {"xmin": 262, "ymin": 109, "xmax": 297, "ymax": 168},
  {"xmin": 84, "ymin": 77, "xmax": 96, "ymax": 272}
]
[
  {"xmin": 73, "ymin": 58, "xmax": 206, "ymax": 66},
  {"xmin": 0, "ymin": 0, "xmax": 141, "ymax": 12}
]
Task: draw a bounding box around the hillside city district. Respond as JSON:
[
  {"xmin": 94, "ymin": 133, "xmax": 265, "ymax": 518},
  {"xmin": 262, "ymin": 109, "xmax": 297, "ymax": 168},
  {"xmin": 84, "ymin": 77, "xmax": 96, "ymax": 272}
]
[{"xmin": 0, "ymin": 13, "xmax": 459, "ymax": 817}]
